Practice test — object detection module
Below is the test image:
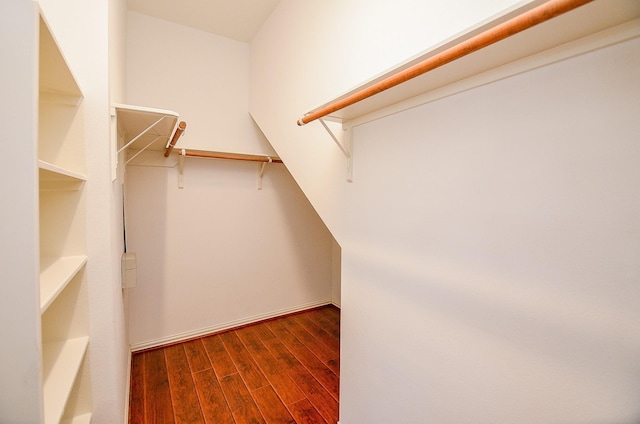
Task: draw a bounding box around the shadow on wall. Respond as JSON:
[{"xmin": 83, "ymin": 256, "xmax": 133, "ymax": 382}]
[
  {"xmin": 259, "ymin": 162, "xmax": 337, "ymax": 305},
  {"xmin": 122, "ymin": 161, "xmax": 169, "ymax": 346}
]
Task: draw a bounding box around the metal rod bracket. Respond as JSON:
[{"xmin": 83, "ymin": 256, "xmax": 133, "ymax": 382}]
[
  {"xmin": 257, "ymin": 157, "xmax": 273, "ymax": 190},
  {"xmin": 319, "ymin": 118, "xmax": 353, "ymax": 182},
  {"xmin": 178, "ymin": 149, "xmax": 185, "ymax": 189},
  {"xmin": 117, "ymin": 115, "xmax": 167, "ymax": 154}
]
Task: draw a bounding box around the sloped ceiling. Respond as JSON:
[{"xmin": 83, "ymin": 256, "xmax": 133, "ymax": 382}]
[{"xmin": 127, "ymin": 0, "xmax": 281, "ymax": 43}]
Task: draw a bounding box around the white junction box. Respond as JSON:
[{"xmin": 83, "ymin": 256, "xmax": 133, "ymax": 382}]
[{"xmin": 121, "ymin": 252, "xmax": 137, "ymax": 288}]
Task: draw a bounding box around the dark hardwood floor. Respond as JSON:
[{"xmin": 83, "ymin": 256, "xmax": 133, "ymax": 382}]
[{"xmin": 129, "ymin": 305, "xmax": 340, "ymax": 424}]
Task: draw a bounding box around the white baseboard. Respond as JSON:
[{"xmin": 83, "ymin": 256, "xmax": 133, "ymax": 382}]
[{"xmin": 130, "ymin": 299, "xmax": 333, "ymax": 352}]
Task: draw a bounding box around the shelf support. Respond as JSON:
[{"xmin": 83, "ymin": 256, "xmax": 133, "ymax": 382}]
[
  {"xmin": 178, "ymin": 149, "xmax": 185, "ymax": 189},
  {"xmin": 124, "ymin": 136, "xmax": 163, "ymax": 166},
  {"xmin": 344, "ymin": 122, "xmax": 353, "ymax": 183},
  {"xmin": 257, "ymin": 157, "xmax": 273, "ymax": 190},
  {"xmin": 117, "ymin": 115, "xmax": 167, "ymax": 154},
  {"xmin": 319, "ymin": 118, "xmax": 353, "ymax": 182}
]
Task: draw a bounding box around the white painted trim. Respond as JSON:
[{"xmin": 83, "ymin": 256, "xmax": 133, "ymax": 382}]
[
  {"xmin": 130, "ymin": 299, "xmax": 333, "ymax": 352},
  {"xmin": 123, "ymin": 350, "xmax": 132, "ymax": 424},
  {"xmin": 332, "ymin": 301, "xmax": 341, "ymax": 309},
  {"xmin": 348, "ymin": 18, "xmax": 640, "ymax": 128}
]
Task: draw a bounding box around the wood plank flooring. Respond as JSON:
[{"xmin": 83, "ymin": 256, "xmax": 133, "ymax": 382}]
[{"xmin": 129, "ymin": 305, "xmax": 340, "ymax": 424}]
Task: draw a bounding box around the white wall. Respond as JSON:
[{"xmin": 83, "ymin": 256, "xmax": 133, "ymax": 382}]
[
  {"xmin": 125, "ymin": 12, "xmax": 335, "ymax": 348},
  {"xmin": 127, "ymin": 11, "xmax": 274, "ymax": 155},
  {"xmin": 125, "ymin": 158, "xmax": 333, "ymax": 347},
  {"xmin": 250, "ymin": 0, "xmax": 525, "ymax": 235},
  {"xmin": 110, "ymin": 0, "xmax": 127, "ymax": 104},
  {"xmin": 340, "ymin": 37, "xmax": 640, "ymax": 423},
  {"xmin": 108, "ymin": 0, "xmax": 130, "ymax": 422},
  {"xmin": 331, "ymin": 239, "xmax": 342, "ymax": 307},
  {"xmin": 37, "ymin": 0, "xmax": 129, "ymax": 422},
  {"xmin": 0, "ymin": 2, "xmax": 41, "ymax": 421},
  {"xmin": 250, "ymin": 1, "xmax": 640, "ymax": 423}
]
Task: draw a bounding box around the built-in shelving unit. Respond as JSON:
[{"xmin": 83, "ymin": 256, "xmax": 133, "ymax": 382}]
[{"xmin": 38, "ymin": 12, "xmax": 92, "ymax": 423}]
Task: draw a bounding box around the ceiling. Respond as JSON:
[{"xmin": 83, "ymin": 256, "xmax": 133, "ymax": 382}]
[{"xmin": 127, "ymin": 0, "xmax": 281, "ymax": 43}]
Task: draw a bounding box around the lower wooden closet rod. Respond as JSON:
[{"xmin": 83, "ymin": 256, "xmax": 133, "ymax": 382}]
[{"xmin": 182, "ymin": 149, "xmax": 283, "ymax": 163}]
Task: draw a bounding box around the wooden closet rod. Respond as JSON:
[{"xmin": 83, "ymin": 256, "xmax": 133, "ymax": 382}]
[
  {"xmin": 296, "ymin": 0, "xmax": 593, "ymax": 126},
  {"xmin": 182, "ymin": 149, "xmax": 283, "ymax": 163},
  {"xmin": 164, "ymin": 121, "xmax": 187, "ymax": 157}
]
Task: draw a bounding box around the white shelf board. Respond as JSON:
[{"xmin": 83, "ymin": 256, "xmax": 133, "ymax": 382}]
[
  {"xmin": 113, "ymin": 103, "xmax": 180, "ymax": 152},
  {"xmin": 61, "ymin": 412, "xmax": 92, "ymax": 424},
  {"xmin": 42, "ymin": 337, "xmax": 89, "ymax": 424},
  {"xmin": 40, "ymin": 256, "xmax": 87, "ymax": 314},
  {"xmin": 39, "ymin": 15, "xmax": 82, "ymax": 100},
  {"xmin": 39, "ymin": 160, "xmax": 87, "ymax": 189},
  {"xmin": 305, "ymin": 0, "xmax": 640, "ymax": 124}
]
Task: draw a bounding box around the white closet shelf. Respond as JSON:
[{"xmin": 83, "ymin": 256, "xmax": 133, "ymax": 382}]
[
  {"xmin": 113, "ymin": 103, "xmax": 180, "ymax": 153},
  {"xmin": 38, "ymin": 160, "xmax": 86, "ymax": 181},
  {"xmin": 42, "ymin": 337, "xmax": 89, "ymax": 424},
  {"xmin": 40, "ymin": 256, "xmax": 87, "ymax": 314},
  {"xmin": 39, "ymin": 16, "xmax": 82, "ymax": 101},
  {"xmin": 39, "ymin": 160, "xmax": 86, "ymax": 191},
  {"xmin": 301, "ymin": 0, "xmax": 640, "ymax": 125}
]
